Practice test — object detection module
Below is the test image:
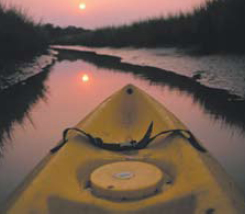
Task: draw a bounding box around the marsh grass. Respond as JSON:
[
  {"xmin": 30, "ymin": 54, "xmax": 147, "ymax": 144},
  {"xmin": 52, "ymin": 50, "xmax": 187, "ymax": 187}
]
[
  {"xmin": 0, "ymin": 3, "xmax": 48, "ymax": 62},
  {"xmin": 61, "ymin": 0, "xmax": 245, "ymax": 53}
]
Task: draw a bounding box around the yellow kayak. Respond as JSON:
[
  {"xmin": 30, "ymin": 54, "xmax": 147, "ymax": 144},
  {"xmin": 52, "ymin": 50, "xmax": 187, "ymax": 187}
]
[{"xmin": 3, "ymin": 84, "xmax": 245, "ymax": 214}]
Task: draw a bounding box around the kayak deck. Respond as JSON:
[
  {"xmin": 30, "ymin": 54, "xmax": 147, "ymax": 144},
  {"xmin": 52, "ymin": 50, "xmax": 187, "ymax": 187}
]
[{"xmin": 4, "ymin": 84, "xmax": 245, "ymax": 214}]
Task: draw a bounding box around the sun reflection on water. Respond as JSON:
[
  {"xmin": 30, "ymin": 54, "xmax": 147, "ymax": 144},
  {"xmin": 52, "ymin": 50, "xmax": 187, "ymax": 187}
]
[{"xmin": 81, "ymin": 74, "xmax": 89, "ymax": 82}]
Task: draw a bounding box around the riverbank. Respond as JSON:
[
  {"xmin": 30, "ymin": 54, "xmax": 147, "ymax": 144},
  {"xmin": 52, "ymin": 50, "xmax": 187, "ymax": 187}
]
[
  {"xmin": 0, "ymin": 49, "xmax": 57, "ymax": 91},
  {"xmin": 53, "ymin": 45, "xmax": 245, "ymax": 97},
  {"xmin": 0, "ymin": 2, "xmax": 53, "ymax": 91}
]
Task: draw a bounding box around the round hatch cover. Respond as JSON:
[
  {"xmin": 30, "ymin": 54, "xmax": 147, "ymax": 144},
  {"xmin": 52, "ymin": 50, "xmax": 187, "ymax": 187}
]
[{"xmin": 90, "ymin": 161, "xmax": 164, "ymax": 200}]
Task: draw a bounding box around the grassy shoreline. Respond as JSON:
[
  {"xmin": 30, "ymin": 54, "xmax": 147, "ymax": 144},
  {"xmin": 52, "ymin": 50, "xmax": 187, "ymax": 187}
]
[
  {"xmin": 56, "ymin": 0, "xmax": 245, "ymax": 54},
  {"xmin": 0, "ymin": 3, "xmax": 48, "ymax": 64}
]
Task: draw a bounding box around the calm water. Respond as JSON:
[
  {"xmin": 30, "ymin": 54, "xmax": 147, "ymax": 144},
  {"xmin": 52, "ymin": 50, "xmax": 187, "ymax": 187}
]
[
  {"xmin": 0, "ymin": 48, "xmax": 245, "ymax": 204},
  {"xmin": 56, "ymin": 45, "xmax": 245, "ymax": 98}
]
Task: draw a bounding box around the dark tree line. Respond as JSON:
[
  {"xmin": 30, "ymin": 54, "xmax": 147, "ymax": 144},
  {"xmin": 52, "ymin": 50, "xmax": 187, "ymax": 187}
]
[
  {"xmin": 60, "ymin": 0, "xmax": 245, "ymax": 53},
  {"xmin": 42, "ymin": 24, "xmax": 88, "ymax": 43}
]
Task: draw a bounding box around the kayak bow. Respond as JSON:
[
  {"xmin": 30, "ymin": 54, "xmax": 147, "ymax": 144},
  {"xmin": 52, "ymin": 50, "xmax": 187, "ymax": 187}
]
[{"xmin": 3, "ymin": 84, "xmax": 245, "ymax": 214}]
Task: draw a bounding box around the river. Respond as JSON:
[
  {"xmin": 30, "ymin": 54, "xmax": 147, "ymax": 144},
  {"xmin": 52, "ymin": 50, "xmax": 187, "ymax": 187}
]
[{"xmin": 0, "ymin": 46, "xmax": 245, "ymax": 205}]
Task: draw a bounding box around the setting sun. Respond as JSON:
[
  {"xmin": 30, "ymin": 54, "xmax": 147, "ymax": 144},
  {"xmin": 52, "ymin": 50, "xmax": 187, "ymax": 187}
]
[
  {"xmin": 79, "ymin": 3, "xmax": 86, "ymax": 10},
  {"xmin": 81, "ymin": 74, "xmax": 89, "ymax": 82}
]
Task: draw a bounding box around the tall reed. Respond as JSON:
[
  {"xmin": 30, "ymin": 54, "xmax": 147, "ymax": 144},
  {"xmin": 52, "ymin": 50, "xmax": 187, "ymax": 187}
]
[{"xmin": 0, "ymin": 3, "xmax": 48, "ymax": 61}]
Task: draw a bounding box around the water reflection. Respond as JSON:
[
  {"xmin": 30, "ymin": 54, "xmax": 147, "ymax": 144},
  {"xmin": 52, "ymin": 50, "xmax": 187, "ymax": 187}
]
[
  {"xmin": 81, "ymin": 74, "xmax": 90, "ymax": 82},
  {"xmin": 0, "ymin": 66, "xmax": 52, "ymax": 156},
  {"xmin": 56, "ymin": 48, "xmax": 245, "ymax": 132}
]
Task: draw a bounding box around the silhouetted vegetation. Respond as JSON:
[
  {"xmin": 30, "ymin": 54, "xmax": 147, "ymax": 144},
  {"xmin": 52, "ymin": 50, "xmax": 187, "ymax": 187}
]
[
  {"xmin": 42, "ymin": 24, "xmax": 89, "ymax": 44},
  {"xmin": 0, "ymin": 3, "xmax": 48, "ymax": 63},
  {"xmin": 59, "ymin": 0, "xmax": 245, "ymax": 53}
]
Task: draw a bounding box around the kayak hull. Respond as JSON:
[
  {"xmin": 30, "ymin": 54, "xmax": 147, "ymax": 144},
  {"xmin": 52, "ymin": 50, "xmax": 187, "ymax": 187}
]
[{"xmin": 3, "ymin": 84, "xmax": 245, "ymax": 214}]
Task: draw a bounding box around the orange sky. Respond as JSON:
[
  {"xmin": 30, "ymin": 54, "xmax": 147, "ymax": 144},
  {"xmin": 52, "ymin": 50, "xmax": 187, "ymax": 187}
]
[{"xmin": 5, "ymin": 0, "xmax": 206, "ymax": 28}]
